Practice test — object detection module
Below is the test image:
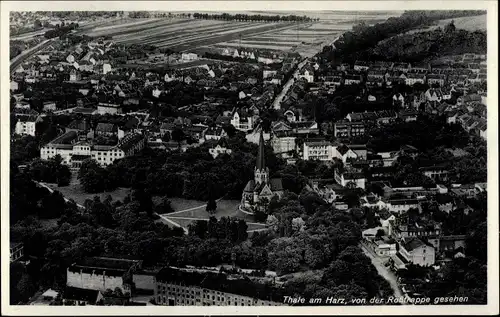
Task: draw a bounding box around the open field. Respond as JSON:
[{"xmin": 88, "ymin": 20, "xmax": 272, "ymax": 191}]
[
  {"xmin": 435, "ymin": 14, "xmax": 486, "ymax": 31},
  {"xmin": 169, "ymin": 198, "xmax": 207, "ymax": 211},
  {"xmin": 404, "ymin": 14, "xmax": 486, "ymax": 35},
  {"xmin": 79, "ymin": 12, "xmax": 401, "ymax": 58},
  {"xmin": 44, "ymin": 173, "xmax": 130, "ymax": 206},
  {"xmin": 80, "ymin": 18, "xmax": 298, "ymax": 52},
  {"xmin": 159, "ymin": 197, "xmax": 266, "ymax": 233}
]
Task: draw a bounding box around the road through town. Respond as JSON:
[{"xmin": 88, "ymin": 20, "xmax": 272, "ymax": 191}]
[
  {"xmin": 272, "ymin": 58, "xmax": 309, "ymax": 110},
  {"xmin": 359, "ymin": 242, "xmax": 403, "ymax": 298}
]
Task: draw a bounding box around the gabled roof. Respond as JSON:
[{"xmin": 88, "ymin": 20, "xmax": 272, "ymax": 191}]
[
  {"xmin": 63, "ymin": 286, "xmax": 101, "ymax": 304},
  {"xmin": 403, "ymin": 238, "xmax": 427, "ymax": 252},
  {"xmin": 96, "ymin": 122, "xmax": 117, "ymax": 133}
]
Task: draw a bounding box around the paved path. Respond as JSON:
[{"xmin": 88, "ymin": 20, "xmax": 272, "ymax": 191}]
[
  {"xmin": 37, "ymin": 182, "xmax": 85, "ymax": 210},
  {"xmin": 359, "ymin": 242, "xmax": 403, "ymax": 298},
  {"xmin": 157, "ymin": 214, "xmax": 188, "ymax": 234},
  {"xmin": 165, "ymin": 215, "xmax": 266, "ymax": 227},
  {"xmin": 163, "ymin": 196, "xmax": 226, "ymax": 216}
]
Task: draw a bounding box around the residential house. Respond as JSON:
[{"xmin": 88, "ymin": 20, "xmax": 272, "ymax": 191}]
[
  {"xmin": 353, "ymin": 60, "xmax": 370, "ymax": 71},
  {"xmin": 43, "ymin": 101, "xmax": 57, "ymax": 111},
  {"xmin": 334, "ymin": 168, "xmax": 366, "ymax": 189},
  {"xmin": 425, "ymin": 88, "xmax": 444, "ymax": 102},
  {"xmin": 230, "ymin": 109, "xmax": 254, "ymax": 132},
  {"xmin": 405, "ymin": 73, "xmax": 426, "ymax": 86},
  {"xmin": 10, "ymin": 80, "xmax": 19, "ymax": 92},
  {"xmin": 97, "ymin": 101, "xmax": 122, "ymax": 115},
  {"xmin": 419, "ymin": 164, "xmax": 449, "ymax": 182},
  {"xmin": 296, "ymin": 66, "xmax": 314, "ymax": 83},
  {"xmin": 10, "ymin": 242, "xmax": 24, "ymax": 262},
  {"xmin": 399, "ymin": 238, "xmax": 436, "ymax": 266},
  {"xmin": 333, "ymin": 121, "xmax": 365, "ymax": 138},
  {"xmin": 385, "ymin": 198, "xmax": 421, "ymax": 213},
  {"xmin": 271, "ymin": 132, "xmax": 296, "ymax": 158},
  {"xmin": 344, "ymin": 73, "xmax": 362, "ymax": 85},
  {"xmin": 204, "ymin": 126, "xmax": 227, "ymax": 141},
  {"xmin": 392, "ymin": 93, "xmax": 406, "ymax": 108},
  {"xmin": 302, "ymin": 140, "xmax": 337, "ymax": 161},
  {"xmin": 409, "ymin": 63, "xmax": 430, "ymax": 74},
  {"xmin": 263, "ymin": 68, "xmax": 278, "ymax": 79},
  {"xmin": 393, "ymin": 62, "xmax": 411, "ymax": 73},
  {"xmin": 181, "ymin": 52, "xmax": 198, "ymax": 61},
  {"xmin": 63, "ymin": 287, "xmax": 103, "ymax": 306},
  {"xmin": 427, "ymin": 73, "xmax": 446, "ymax": 87},
  {"xmin": 398, "ymin": 110, "xmax": 418, "ymax": 122},
  {"xmin": 15, "ymin": 115, "xmax": 40, "ymax": 136},
  {"xmin": 95, "ymin": 122, "xmax": 118, "ymax": 137},
  {"xmin": 208, "ymin": 140, "xmax": 232, "ymax": 159},
  {"xmin": 69, "ymin": 69, "xmax": 81, "ymax": 82},
  {"xmin": 102, "ymin": 63, "xmax": 112, "ymax": 75}
]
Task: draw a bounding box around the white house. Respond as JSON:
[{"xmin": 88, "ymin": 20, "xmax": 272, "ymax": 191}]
[
  {"xmin": 296, "ymin": 67, "xmax": 314, "ymax": 83},
  {"xmin": 271, "ymin": 135, "xmax": 296, "ymax": 158},
  {"xmin": 400, "ymin": 238, "xmax": 436, "ymax": 267},
  {"xmin": 230, "ymin": 110, "xmax": 254, "ymax": 132},
  {"xmin": 102, "ymin": 63, "xmax": 112, "ymax": 75},
  {"xmin": 263, "ymin": 69, "xmax": 278, "ymax": 79},
  {"xmin": 181, "ymin": 52, "xmax": 198, "ymax": 61},
  {"xmin": 10, "ymin": 81, "xmax": 19, "ymax": 92},
  {"xmin": 97, "ymin": 102, "xmax": 122, "ymax": 115},
  {"xmin": 15, "ymin": 115, "xmax": 40, "ymax": 136},
  {"xmin": 208, "ymin": 144, "xmax": 232, "ymax": 159},
  {"xmin": 302, "ymin": 140, "xmax": 337, "ymax": 161},
  {"xmin": 425, "ymin": 88, "xmax": 444, "ymax": 102}
]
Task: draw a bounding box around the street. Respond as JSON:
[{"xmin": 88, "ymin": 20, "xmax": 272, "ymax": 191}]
[
  {"xmin": 359, "ymin": 242, "xmax": 403, "ymax": 298},
  {"xmin": 272, "ymin": 58, "xmax": 309, "ymax": 110}
]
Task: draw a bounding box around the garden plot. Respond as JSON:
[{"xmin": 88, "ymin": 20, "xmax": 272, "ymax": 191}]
[
  {"xmin": 87, "ymin": 18, "xmax": 162, "ymax": 33},
  {"xmin": 83, "ymin": 18, "xmax": 182, "ymax": 37},
  {"xmin": 165, "ymin": 23, "xmax": 295, "ymax": 51},
  {"xmin": 132, "ymin": 22, "xmax": 254, "ymax": 46},
  {"xmin": 218, "ymin": 42, "xmax": 295, "ymax": 50},
  {"xmin": 114, "ymin": 19, "xmax": 224, "ymax": 43}
]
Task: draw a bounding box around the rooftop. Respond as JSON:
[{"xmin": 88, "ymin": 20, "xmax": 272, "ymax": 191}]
[{"xmin": 156, "ymin": 267, "xmax": 286, "ymax": 302}]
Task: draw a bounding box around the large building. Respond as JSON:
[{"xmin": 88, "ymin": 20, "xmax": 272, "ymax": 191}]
[
  {"xmin": 154, "ymin": 267, "xmax": 285, "ymax": 306},
  {"xmin": 66, "ymin": 257, "xmax": 142, "ymax": 294},
  {"xmin": 302, "ymin": 140, "xmax": 337, "ymax": 161},
  {"xmin": 15, "ymin": 115, "xmax": 40, "ymax": 136},
  {"xmin": 241, "ymin": 132, "xmax": 283, "ymax": 212},
  {"xmin": 40, "ymin": 131, "xmax": 145, "ymax": 167}
]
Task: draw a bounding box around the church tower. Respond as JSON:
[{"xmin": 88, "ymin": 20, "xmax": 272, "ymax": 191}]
[{"xmin": 254, "ymin": 130, "xmax": 269, "ymax": 185}]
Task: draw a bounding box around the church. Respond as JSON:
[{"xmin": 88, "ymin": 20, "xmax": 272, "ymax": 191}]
[{"xmin": 241, "ymin": 131, "xmax": 283, "ymax": 212}]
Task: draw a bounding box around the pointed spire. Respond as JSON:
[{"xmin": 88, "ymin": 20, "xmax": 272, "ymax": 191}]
[{"xmin": 256, "ymin": 130, "xmax": 265, "ymax": 170}]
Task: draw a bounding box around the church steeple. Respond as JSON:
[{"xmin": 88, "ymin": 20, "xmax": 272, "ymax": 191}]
[
  {"xmin": 254, "ymin": 130, "xmax": 269, "ymax": 185},
  {"xmin": 256, "ymin": 130, "xmax": 265, "ymax": 170}
]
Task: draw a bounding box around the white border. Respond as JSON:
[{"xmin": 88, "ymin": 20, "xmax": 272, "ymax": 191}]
[{"xmin": 1, "ymin": 1, "xmax": 498, "ymax": 316}]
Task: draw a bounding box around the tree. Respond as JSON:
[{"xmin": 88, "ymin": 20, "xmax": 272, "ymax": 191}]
[
  {"xmin": 16, "ymin": 274, "xmax": 36, "ymax": 302},
  {"xmin": 206, "ymin": 198, "xmax": 217, "ymax": 214},
  {"xmin": 291, "ymin": 217, "xmax": 306, "ymax": 232},
  {"xmin": 445, "ymin": 20, "xmax": 456, "ymax": 33},
  {"xmin": 155, "ymin": 196, "xmax": 174, "ymax": 214},
  {"xmin": 34, "ymin": 19, "xmax": 42, "ymax": 29},
  {"xmin": 171, "ymin": 128, "xmax": 185, "ymax": 148},
  {"xmin": 376, "ymin": 229, "xmax": 385, "ymax": 238}
]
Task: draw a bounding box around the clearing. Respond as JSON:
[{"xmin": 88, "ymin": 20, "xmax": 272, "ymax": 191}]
[{"xmin": 44, "ymin": 173, "xmax": 130, "ymax": 206}]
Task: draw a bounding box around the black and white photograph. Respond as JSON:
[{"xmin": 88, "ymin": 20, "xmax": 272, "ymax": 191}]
[{"xmin": 1, "ymin": 1, "xmax": 498, "ymax": 315}]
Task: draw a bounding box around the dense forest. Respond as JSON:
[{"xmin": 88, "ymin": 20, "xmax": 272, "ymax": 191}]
[
  {"xmin": 317, "ymin": 10, "xmax": 486, "ymax": 64},
  {"xmin": 367, "ymin": 26, "xmax": 487, "ymax": 63}
]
